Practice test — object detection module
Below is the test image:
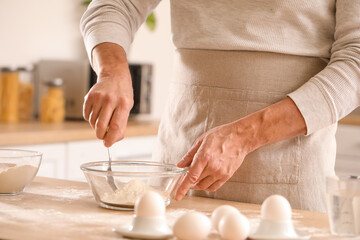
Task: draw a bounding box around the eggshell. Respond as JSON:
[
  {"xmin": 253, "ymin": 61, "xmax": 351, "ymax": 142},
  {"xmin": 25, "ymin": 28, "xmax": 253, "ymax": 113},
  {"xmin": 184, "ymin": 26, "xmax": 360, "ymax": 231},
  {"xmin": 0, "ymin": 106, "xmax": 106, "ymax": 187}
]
[
  {"xmin": 173, "ymin": 211, "xmax": 211, "ymax": 240},
  {"xmin": 261, "ymin": 195, "xmax": 292, "ymax": 221},
  {"xmin": 211, "ymin": 205, "xmax": 239, "ymax": 231},
  {"xmin": 219, "ymin": 212, "xmax": 250, "ymax": 240},
  {"xmin": 135, "ymin": 191, "xmax": 165, "ymax": 218}
]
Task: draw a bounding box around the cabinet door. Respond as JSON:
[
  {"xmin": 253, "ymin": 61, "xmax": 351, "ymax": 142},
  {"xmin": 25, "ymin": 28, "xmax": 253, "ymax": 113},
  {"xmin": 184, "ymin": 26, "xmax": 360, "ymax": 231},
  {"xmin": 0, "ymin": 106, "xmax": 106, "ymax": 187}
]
[
  {"xmin": 335, "ymin": 125, "xmax": 360, "ymax": 176},
  {"xmin": 67, "ymin": 135, "xmax": 157, "ymax": 181},
  {"xmin": 7, "ymin": 143, "xmax": 67, "ymax": 179},
  {"xmin": 110, "ymin": 135, "xmax": 157, "ymax": 160},
  {"xmin": 66, "ymin": 140, "xmax": 106, "ymax": 181}
]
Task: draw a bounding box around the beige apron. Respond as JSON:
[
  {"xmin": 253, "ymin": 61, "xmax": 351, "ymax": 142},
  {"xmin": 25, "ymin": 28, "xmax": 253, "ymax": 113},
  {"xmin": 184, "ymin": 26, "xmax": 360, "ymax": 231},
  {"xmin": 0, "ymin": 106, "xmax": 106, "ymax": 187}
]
[{"xmin": 154, "ymin": 49, "xmax": 337, "ymax": 212}]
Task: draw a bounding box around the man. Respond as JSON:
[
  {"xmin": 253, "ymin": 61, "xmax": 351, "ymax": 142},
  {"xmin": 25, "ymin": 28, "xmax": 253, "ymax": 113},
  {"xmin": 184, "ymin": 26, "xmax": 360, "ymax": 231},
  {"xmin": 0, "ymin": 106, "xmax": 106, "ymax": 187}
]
[{"xmin": 81, "ymin": 0, "xmax": 360, "ymax": 211}]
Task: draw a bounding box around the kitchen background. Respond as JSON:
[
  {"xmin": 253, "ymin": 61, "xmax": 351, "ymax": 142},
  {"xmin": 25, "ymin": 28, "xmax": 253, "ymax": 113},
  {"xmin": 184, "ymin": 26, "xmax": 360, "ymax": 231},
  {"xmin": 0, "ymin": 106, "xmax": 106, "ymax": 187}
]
[
  {"xmin": 0, "ymin": 0, "xmax": 359, "ymax": 181},
  {"xmin": 0, "ymin": 0, "xmax": 174, "ymax": 119}
]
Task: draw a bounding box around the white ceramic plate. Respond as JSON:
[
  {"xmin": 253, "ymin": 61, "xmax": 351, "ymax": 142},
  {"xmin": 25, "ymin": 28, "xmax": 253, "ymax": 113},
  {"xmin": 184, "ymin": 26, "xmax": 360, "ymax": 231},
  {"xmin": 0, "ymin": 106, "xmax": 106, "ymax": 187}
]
[
  {"xmin": 249, "ymin": 228, "xmax": 311, "ymax": 240},
  {"xmin": 113, "ymin": 225, "xmax": 172, "ymax": 239}
]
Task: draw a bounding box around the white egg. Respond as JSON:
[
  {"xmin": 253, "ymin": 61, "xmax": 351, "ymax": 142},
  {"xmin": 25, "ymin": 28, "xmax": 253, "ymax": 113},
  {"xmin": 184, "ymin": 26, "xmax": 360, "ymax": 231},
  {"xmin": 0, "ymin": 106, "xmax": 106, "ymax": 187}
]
[
  {"xmin": 211, "ymin": 205, "xmax": 239, "ymax": 231},
  {"xmin": 173, "ymin": 211, "xmax": 211, "ymax": 240},
  {"xmin": 134, "ymin": 191, "xmax": 165, "ymax": 218},
  {"xmin": 261, "ymin": 195, "xmax": 292, "ymax": 221},
  {"xmin": 219, "ymin": 212, "xmax": 250, "ymax": 240}
]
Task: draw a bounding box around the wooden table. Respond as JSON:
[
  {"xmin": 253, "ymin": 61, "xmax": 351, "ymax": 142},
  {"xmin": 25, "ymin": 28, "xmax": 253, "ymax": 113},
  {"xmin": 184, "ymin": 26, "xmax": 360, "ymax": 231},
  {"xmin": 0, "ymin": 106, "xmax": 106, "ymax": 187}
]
[{"xmin": 0, "ymin": 177, "xmax": 337, "ymax": 240}]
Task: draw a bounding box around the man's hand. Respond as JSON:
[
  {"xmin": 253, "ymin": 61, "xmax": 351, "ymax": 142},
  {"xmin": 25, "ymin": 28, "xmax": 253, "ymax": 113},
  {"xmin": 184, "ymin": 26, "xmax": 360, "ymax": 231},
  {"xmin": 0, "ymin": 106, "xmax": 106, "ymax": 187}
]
[
  {"xmin": 176, "ymin": 122, "xmax": 251, "ymax": 199},
  {"xmin": 83, "ymin": 43, "xmax": 133, "ymax": 147},
  {"xmin": 174, "ymin": 122, "xmax": 252, "ymax": 201},
  {"xmin": 174, "ymin": 97, "xmax": 307, "ymax": 200}
]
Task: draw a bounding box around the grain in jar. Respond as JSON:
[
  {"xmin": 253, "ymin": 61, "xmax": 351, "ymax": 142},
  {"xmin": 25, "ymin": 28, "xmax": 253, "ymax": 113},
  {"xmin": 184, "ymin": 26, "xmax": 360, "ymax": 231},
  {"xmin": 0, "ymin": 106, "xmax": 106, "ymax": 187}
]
[
  {"xmin": 17, "ymin": 66, "xmax": 35, "ymax": 121},
  {"xmin": 40, "ymin": 78, "xmax": 65, "ymax": 123},
  {"xmin": 0, "ymin": 67, "xmax": 19, "ymax": 123}
]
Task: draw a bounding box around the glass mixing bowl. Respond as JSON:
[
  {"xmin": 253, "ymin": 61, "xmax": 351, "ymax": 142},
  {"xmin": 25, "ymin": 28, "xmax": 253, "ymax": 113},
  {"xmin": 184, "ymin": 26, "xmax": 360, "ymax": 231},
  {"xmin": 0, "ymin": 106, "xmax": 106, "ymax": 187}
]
[
  {"xmin": 0, "ymin": 149, "xmax": 42, "ymax": 195},
  {"xmin": 80, "ymin": 161, "xmax": 187, "ymax": 210}
]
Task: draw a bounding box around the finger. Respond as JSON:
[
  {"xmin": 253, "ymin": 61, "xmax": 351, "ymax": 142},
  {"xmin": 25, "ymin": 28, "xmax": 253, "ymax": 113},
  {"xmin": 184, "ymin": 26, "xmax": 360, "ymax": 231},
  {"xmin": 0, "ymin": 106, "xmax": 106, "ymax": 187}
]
[
  {"xmin": 89, "ymin": 103, "xmax": 102, "ymax": 129},
  {"xmin": 103, "ymin": 107, "xmax": 129, "ymax": 147},
  {"xmin": 177, "ymin": 140, "xmax": 202, "ymax": 168},
  {"xmin": 190, "ymin": 184, "xmax": 201, "ymax": 190},
  {"xmin": 195, "ymin": 175, "xmax": 218, "ymax": 190},
  {"xmin": 95, "ymin": 104, "xmax": 114, "ymax": 139},
  {"xmin": 174, "ymin": 171, "xmax": 200, "ymax": 201},
  {"xmin": 206, "ymin": 180, "xmax": 226, "ymax": 192},
  {"xmin": 175, "ymin": 151, "xmax": 207, "ymax": 201},
  {"xmin": 83, "ymin": 95, "xmax": 92, "ymax": 121}
]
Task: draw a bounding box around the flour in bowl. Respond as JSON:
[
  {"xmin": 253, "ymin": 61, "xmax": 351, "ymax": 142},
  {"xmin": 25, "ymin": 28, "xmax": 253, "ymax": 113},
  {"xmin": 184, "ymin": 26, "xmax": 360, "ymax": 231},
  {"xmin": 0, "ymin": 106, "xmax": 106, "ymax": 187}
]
[
  {"xmin": 101, "ymin": 179, "xmax": 163, "ymax": 205},
  {"xmin": 0, "ymin": 164, "xmax": 38, "ymax": 194}
]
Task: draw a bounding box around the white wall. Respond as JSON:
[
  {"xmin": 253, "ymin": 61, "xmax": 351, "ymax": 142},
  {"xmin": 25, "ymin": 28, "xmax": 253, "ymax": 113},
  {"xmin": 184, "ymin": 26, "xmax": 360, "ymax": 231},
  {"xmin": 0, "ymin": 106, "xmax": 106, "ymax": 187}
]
[
  {"xmin": 128, "ymin": 1, "xmax": 174, "ymax": 119},
  {"xmin": 0, "ymin": 0, "xmax": 173, "ymax": 119},
  {"xmin": 0, "ymin": 0, "xmax": 87, "ymax": 64}
]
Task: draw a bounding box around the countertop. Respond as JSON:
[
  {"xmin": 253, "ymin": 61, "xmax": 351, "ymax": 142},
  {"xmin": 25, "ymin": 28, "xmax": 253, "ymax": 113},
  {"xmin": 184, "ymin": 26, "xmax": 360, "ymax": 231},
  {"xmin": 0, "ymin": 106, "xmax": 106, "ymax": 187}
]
[
  {"xmin": 339, "ymin": 114, "xmax": 360, "ymax": 126},
  {"xmin": 0, "ymin": 119, "xmax": 159, "ymax": 146},
  {"xmin": 0, "ymin": 177, "xmax": 335, "ymax": 240},
  {"xmin": 0, "ymin": 114, "xmax": 358, "ymax": 147}
]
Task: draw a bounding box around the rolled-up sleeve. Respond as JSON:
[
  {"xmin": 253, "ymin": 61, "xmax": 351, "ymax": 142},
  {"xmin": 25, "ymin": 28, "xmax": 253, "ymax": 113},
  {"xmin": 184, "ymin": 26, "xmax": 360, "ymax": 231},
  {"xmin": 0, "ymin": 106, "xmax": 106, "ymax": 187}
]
[
  {"xmin": 80, "ymin": 0, "xmax": 161, "ymax": 64},
  {"xmin": 288, "ymin": 0, "xmax": 360, "ymax": 135}
]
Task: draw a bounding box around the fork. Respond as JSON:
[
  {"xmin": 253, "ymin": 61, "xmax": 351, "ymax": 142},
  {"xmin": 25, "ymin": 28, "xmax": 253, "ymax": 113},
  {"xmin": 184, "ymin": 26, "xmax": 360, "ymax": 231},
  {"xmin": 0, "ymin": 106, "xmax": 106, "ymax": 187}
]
[{"xmin": 107, "ymin": 147, "xmax": 117, "ymax": 191}]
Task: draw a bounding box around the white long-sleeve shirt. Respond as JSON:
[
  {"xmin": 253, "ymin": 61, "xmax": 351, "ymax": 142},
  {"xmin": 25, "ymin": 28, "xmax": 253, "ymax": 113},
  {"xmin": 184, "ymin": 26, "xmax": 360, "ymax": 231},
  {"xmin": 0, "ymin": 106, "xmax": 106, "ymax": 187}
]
[{"xmin": 80, "ymin": 0, "xmax": 360, "ymax": 135}]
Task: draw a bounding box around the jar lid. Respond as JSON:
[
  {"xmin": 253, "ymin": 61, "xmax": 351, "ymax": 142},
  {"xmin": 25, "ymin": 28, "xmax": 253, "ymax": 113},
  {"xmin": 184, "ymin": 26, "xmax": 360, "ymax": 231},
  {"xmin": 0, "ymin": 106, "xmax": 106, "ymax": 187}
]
[
  {"xmin": 17, "ymin": 65, "xmax": 34, "ymax": 72},
  {"xmin": 0, "ymin": 66, "xmax": 17, "ymax": 72},
  {"xmin": 46, "ymin": 78, "xmax": 63, "ymax": 87}
]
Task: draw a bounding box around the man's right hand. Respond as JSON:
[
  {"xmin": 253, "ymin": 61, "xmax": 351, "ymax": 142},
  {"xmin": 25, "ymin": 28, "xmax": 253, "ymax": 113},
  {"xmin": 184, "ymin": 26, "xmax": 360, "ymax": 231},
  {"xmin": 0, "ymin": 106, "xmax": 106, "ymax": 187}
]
[{"xmin": 83, "ymin": 43, "xmax": 134, "ymax": 147}]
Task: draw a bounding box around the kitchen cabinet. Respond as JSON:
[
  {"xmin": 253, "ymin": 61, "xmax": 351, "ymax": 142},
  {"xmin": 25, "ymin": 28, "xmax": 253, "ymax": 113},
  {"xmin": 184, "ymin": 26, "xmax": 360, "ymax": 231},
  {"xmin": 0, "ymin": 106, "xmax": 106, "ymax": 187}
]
[
  {"xmin": 5, "ymin": 122, "xmax": 359, "ymax": 180},
  {"xmin": 335, "ymin": 124, "xmax": 360, "ymax": 176},
  {"xmin": 67, "ymin": 135, "xmax": 157, "ymax": 181},
  {"xmin": 8, "ymin": 135, "xmax": 157, "ymax": 181},
  {"xmin": 9, "ymin": 143, "xmax": 67, "ymax": 179}
]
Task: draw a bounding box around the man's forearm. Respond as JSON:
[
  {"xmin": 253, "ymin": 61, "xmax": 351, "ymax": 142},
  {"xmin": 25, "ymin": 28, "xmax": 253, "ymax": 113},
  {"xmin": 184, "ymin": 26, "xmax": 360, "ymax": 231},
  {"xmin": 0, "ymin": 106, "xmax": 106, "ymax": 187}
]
[{"xmin": 236, "ymin": 97, "xmax": 307, "ymax": 153}]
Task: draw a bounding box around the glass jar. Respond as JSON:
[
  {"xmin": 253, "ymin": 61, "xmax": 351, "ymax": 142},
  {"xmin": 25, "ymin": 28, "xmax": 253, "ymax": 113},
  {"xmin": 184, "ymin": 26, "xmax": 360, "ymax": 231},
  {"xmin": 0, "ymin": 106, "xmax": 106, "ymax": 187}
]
[
  {"xmin": 17, "ymin": 66, "xmax": 35, "ymax": 121},
  {"xmin": 0, "ymin": 67, "xmax": 19, "ymax": 123},
  {"xmin": 326, "ymin": 176, "xmax": 360, "ymax": 237},
  {"xmin": 40, "ymin": 78, "xmax": 65, "ymax": 123}
]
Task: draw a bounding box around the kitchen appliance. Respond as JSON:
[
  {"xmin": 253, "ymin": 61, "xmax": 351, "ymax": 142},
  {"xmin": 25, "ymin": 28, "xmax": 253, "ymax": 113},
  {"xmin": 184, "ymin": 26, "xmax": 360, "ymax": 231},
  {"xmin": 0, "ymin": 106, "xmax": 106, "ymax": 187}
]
[
  {"xmin": 35, "ymin": 60, "xmax": 152, "ymax": 120},
  {"xmin": 128, "ymin": 63, "xmax": 152, "ymax": 115},
  {"xmin": 35, "ymin": 60, "xmax": 90, "ymax": 120}
]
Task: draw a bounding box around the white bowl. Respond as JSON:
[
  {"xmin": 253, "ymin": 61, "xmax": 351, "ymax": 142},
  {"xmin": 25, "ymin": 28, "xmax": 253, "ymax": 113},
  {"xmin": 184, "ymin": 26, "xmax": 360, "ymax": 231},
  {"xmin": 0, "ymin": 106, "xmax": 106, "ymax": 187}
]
[{"xmin": 114, "ymin": 216, "xmax": 172, "ymax": 240}]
